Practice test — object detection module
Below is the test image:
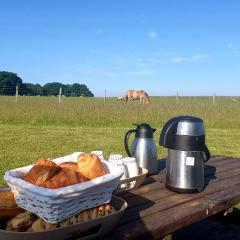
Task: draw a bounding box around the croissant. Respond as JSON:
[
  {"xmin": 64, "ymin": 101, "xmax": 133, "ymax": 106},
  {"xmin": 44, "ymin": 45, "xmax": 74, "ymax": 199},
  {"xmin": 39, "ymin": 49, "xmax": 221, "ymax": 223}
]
[
  {"xmin": 23, "ymin": 159, "xmax": 61, "ymax": 185},
  {"xmin": 59, "ymin": 162, "xmax": 78, "ymax": 171},
  {"xmin": 40, "ymin": 167, "xmax": 87, "ymax": 189},
  {"xmin": 77, "ymin": 153, "xmax": 107, "ymax": 179},
  {"xmin": 60, "ymin": 162, "xmax": 89, "ymax": 183}
]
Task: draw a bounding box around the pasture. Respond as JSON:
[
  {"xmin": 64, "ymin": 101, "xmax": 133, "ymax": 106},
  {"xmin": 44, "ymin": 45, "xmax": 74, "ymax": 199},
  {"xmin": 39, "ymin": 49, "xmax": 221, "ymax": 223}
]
[{"xmin": 0, "ymin": 95, "xmax": 240, "ymax": 186}]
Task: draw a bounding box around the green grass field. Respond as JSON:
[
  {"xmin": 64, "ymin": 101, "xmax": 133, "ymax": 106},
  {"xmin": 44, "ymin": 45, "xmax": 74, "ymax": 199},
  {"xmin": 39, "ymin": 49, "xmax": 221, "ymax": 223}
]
[{"xmin": 0, "ymin": 96, "xmax": 240, "ymax": 186}]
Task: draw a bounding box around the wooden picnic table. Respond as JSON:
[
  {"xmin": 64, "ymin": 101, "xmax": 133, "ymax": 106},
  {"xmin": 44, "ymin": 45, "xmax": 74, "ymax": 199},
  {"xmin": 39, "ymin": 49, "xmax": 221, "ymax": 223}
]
[{"xmin": 103, "ymin": 155, "xmax": 240, "ymax": 240}]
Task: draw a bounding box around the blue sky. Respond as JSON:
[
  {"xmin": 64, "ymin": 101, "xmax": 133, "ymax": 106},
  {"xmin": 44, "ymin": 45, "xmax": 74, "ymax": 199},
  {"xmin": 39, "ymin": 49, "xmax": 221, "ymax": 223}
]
[{"xmin": 0, "ymin": 1, "xmax": 239, "ymax": 96}]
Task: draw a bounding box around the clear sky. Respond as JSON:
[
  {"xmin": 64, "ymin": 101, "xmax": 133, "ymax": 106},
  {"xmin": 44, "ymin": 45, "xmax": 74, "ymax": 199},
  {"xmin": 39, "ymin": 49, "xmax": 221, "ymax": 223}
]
[{"xmin": 0, "ymin": 1, "xmax": 239, "ymax": 96}]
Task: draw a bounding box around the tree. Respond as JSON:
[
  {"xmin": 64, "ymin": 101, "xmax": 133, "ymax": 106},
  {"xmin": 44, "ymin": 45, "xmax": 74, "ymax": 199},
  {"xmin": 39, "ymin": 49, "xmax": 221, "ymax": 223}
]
[
  {"xmin": 69, "ymin": 83, "xmax": 94, "ymax": 97},
  {"xmin": 42, "ymin": 82, "xmax": 65, "ymax": 96},
  {"xmin": 77, "ymin": 84, "xmax": 94, "ymax": 97},
  {"xmin": 23, "ymin": 83, "xmax": 43, "ymax": 96},
  {"xmin": 0, "ymin": 71, "xmax": 94, "ymax": 97},
  {"xmin": 0, "ymin": 71, "xmax": 23, "ymax": 95}
]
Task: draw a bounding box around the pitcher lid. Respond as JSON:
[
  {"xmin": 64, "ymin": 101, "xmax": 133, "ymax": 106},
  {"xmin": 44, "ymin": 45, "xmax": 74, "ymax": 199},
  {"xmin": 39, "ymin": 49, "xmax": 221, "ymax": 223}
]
[{"xmin": 133, "ymin": 123, "xmax": 156, "ymax": 138}]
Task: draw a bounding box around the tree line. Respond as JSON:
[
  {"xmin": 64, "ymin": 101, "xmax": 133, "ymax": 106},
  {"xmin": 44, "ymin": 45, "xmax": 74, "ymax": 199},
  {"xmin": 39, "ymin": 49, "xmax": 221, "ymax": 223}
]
[{"xmin": 0, "ymin": 71, "xmax": 94, "ymax": 97}]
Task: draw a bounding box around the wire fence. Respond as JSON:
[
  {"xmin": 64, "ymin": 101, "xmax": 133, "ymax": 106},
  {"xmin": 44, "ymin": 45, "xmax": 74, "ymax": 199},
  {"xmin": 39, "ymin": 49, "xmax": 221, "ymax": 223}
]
[
  {"xmin": 0, "ymin": 87, "xmax": 90, "ymax": 96},
  {"xmin": 0, "ymin": 86, "xmax": 239, "ymax": 105}
]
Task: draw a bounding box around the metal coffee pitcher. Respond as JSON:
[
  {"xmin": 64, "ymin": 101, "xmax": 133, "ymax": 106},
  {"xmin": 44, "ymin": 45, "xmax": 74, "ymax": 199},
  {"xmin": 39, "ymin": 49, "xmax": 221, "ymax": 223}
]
[
  {"xmin": 159, "ymin": 116, "xmax": 211, "ymax": 193},
  {"xmin": 124, "ymin": 123, "xmax": 158, "ymax": 175}
]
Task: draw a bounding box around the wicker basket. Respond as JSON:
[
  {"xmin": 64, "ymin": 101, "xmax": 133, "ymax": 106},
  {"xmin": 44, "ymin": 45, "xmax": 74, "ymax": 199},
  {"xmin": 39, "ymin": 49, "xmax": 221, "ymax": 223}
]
[{"xmin": 4, "ymin": 152, "xmax": 123, "ymax": 224}]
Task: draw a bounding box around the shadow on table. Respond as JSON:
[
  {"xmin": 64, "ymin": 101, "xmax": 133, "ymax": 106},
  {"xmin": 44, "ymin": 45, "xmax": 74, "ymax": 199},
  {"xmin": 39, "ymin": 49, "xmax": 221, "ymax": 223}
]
[
  {"xmin": 106, "ymin": 191, "xmax": 156, "ymax": 240},
  {"xmin": 140, "ymin": 159, "xmax": 166, "ymax": 186},
  {"xmin": 204, "ymin": 164, "xmax": 216, "ymax": 190},
  {"xmin": 172, "ymin": 218, "xmax": 240, "ymax": 240},
  {"xmin": 158, "ymin": 158, "xmax": 166, "ymax": 172}
]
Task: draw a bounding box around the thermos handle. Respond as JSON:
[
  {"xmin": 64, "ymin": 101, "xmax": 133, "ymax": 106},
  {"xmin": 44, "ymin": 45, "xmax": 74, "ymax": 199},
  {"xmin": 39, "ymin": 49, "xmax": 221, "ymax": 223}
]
[
  {"xmin": 124, "ymin": 129, "xmax": 136, "ymax": 157},
  {"xmin": 202, "ymin": 144, "xmax": 211, "ymax": 162}
]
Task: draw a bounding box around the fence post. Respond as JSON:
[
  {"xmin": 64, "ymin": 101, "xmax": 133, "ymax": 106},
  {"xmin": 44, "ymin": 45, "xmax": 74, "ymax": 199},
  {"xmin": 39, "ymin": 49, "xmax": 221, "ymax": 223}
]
[
  {"xmin": 59, "ymin": 87, "xmax": 62, "ymax": 103},
  {"xmin": 15, "ymin": 85, "xmax": 19, "ymax": 102},
  {"xmin": 104, "ymin": 88, "xmax": 106, "ymax": 104},
  {"xmin": 176, "ymin": 91, "xmax": 179, "ymax": 104},
  {"xmin": 213, "ymin": 93, "xmax": 216, "ymax": 105}
]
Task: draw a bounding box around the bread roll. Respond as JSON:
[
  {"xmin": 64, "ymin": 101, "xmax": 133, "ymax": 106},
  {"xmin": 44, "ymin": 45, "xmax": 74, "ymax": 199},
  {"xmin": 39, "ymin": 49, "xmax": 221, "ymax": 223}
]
[
  {"xmin": 76, "ymin": 204, "xmax": 115, "ymax": 223},
  {"xmin": 76, "ymin": 208, "xmax": 92, "ymax": 223},
  {"xmin": 6, "ymin": 211, "xmax": 37, "ymax": 232},
  {"xmin": 28, "ymin": 218, "xmax": 57, "ymax": 232},
  {"xmin": 23, "ymin": 159, "xmax": 61, "ymax": 185},
  {"xmin": 0, "ymin": 190, "xmax": 24, "ymax": 218},
  {"xmin": 77, "ymin": 153, "xmax": 107, "ymax": 179},
  {"xmin": 9, "ymin": 204, "xmax": 115, "ymax": 232},
  {"xmin": 58, "ymin": 215, "xmax": 78, "ymax": 228}
]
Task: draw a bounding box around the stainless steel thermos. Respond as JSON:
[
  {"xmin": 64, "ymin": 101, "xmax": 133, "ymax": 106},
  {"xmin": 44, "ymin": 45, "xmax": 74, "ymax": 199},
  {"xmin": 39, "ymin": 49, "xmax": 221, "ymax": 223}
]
[
  {"xmin": 160, "ymin": 116, "xmax": 211, "ymax": 193},
  {"xmin": 124, "ymin": 123, "xmax": 158, "ymax": 175}
]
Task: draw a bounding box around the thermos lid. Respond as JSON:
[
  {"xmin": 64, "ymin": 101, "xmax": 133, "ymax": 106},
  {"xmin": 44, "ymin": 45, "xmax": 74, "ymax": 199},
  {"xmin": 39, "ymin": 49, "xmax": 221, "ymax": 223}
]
[
  {"xmin": 134, "ymin": 123, "xmax": 156, "ymax": 138},
  {"xmin": 159, "ymin": 116, "xmax": 206, "ymax": 151}
]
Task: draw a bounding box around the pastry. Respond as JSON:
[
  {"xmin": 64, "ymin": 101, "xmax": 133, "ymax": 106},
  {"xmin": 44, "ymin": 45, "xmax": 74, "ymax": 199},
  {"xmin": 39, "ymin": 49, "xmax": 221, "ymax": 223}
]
[
  {"xmin": 58, "ymin": 215, "xmax": 78, "ymax": 227},
  {"xmin": 59, "ymin": 162, "xmax": 78, "ymax": 170},
  {"xmin": 77, "ymin": 204, "xmax": 115, "ymax": 223},
  {"xmin": 77, "ymin": 208, "xmax": 92, "ymax": 223},
  {"xmin": 6, "ymin": 211, "xmax": 38, "ymax": 232},
  {"xmin": 41, "ymin": 167, "xmax": 87, "ymax": 189},
  {"xmin": 6, "ymin": 204, "xmax": 115, "ymax": 232},
  {"xmin": 23, "ymin": 159, "xmax": 61, "ymax": 185},
  {"xmin": 0, "ymin": 190, "xmax": 24, "ymax": 218},
  {"xmin": 97, "ymin": 204, "xmax": 115, "ymax": 218},
  {"xmin": 59, "ymin": 162, "xmax": 89, "ymax": 183},
  {"xmin": 77, "ymin": 153, "xmax": 107, "ymax": 179},
  {"xmin": 28, "ymin": 218, "xmax": 57, "ymax": 232}
]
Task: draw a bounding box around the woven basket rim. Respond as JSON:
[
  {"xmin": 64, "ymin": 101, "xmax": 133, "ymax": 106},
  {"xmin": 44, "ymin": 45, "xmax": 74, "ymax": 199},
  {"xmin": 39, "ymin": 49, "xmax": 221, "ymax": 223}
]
[{"xmin": 4, "ymin": 152, "xmax": 123, "ymax": 198}]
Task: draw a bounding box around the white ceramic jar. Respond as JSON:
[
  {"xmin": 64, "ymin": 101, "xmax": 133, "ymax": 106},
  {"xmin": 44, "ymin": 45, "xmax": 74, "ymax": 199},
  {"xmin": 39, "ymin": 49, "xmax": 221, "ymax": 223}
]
[
  {"xmin": 109, "ymin": 154, "xmax": 123, "ymax": 162},
  {"xmin": 109, "ymin": 154, "xmax": 129, "ymax": 188},
  {"xmin": 91, "ymin": 150, "xmax": 104, "ymax": 161},
  {"xmin": 122, "ymin": 157, "xmax": 139, "ymax": 178}
]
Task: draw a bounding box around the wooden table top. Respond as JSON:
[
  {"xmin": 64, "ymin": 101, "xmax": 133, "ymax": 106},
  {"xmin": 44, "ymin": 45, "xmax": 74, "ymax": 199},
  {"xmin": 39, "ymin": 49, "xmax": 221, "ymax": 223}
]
[{"xmin": 104, "ymin": 156, "xmax": 240, "ymax": 240}]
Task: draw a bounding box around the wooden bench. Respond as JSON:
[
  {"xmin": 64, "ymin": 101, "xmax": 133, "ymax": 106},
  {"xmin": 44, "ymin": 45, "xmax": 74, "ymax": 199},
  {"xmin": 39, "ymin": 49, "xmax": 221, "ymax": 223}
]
[{"xmin": 103, "ymin": 156, "xmax": 240, "ymax": 239}]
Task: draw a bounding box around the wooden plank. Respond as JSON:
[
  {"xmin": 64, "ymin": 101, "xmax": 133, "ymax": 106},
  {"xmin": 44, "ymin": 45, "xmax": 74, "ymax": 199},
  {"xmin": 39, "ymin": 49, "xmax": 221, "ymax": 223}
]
[
  {"xmin": 153, "ymin": 156, "xmax": 238, "ymax": 183},
  {"xmin": 119, "ymin": 161, "xmax": 234, "ymax": 199},
  {"xmin": 105, "ymin": 184, "xmax": 240, "ymax": 240},
  {"xmin": 207, "ymin": 155, "xmax": 234, "ymax": 162},
  {"xmin": 207, "ymin": 157, "xmax": 240, "ymax": 166},
  {"xmin": 120, "ymin": 159, "xmax": 240, "ymax": 200},
  {"xmin": 118, "ymin": 165, "xmax": 239, "ymax": 209},
  {"xmin": 120, "ymin": 168, "xmax": 240, "ymax": 224},
  {"xmin": 103, "ymin": 156, "xmax": 240, "ymax": 240}
]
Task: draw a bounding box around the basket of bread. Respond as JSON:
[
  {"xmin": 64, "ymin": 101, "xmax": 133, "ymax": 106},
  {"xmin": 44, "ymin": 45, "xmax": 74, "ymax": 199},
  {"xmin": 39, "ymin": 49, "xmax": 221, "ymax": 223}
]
[
  {"xmin": 4, "ymin": 152, "xmax": 123, "ymax": 224},
  {"xmin": 0, "ymin": 187, "xmax": 127, "ymax": 240}
]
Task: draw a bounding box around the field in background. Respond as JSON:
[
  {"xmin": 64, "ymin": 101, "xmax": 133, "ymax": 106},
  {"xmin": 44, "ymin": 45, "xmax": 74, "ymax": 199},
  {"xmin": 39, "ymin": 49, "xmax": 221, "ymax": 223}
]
[{"xmin": 0, "ymin": 95, "xmax": 239, "ymax": 185}]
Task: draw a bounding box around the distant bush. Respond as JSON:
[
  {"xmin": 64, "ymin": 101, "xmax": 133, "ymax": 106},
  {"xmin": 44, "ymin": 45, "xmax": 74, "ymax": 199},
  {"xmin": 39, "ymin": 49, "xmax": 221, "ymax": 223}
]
[{"xmin": 0, "ymin": 71, "xmax": 94, "ymax": 97}]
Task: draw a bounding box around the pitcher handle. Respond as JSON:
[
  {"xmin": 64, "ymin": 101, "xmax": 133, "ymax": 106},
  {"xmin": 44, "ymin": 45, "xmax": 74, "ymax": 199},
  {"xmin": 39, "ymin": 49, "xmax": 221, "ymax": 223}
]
[
  {"xmin": 202, "ymin": 144, "xmax": 211, "ymax": 162},
  {"xmin": 124, "ymin": 129, "xmax": 136, "ymax": 157}
]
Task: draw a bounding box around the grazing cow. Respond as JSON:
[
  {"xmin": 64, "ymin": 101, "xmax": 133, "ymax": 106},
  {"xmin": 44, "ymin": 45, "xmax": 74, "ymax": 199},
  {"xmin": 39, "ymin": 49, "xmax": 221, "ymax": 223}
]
[{"xmin": 125, "ymin": 90, "xmax": 150, "ymax": 104}]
